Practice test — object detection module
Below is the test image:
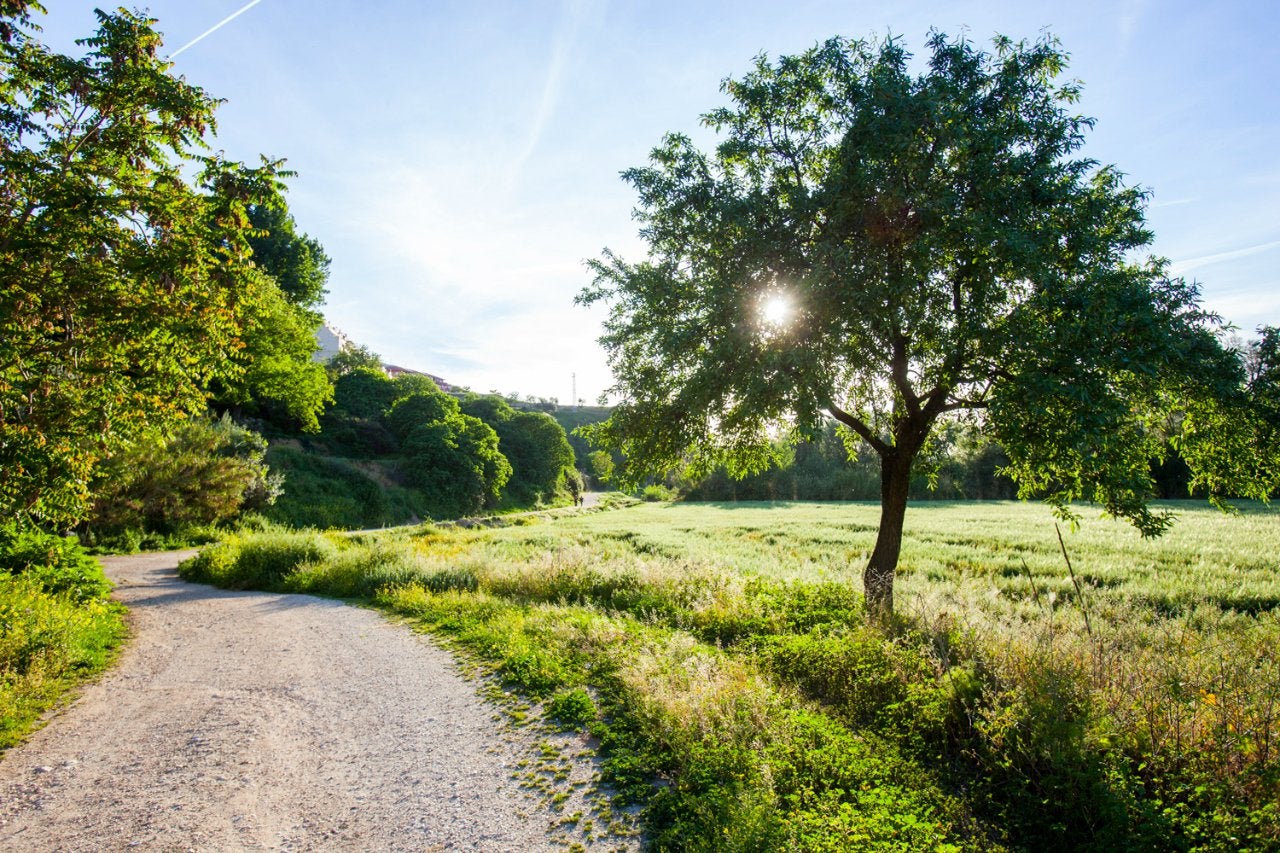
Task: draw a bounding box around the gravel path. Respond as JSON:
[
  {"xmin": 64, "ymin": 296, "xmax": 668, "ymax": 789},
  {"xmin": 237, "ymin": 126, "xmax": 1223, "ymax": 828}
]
[{"xmin": 0, "ymin": 550, "xmax": 635, "ymax": 851}]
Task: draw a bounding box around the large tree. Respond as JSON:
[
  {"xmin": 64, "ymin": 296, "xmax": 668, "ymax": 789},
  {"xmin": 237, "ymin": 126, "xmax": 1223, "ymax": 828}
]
[
  {"xmin": 580, "ymin": 33, "xmax": 1274, "ymax": 616},
  {"xmin": 0, "ymin": 7, "xmax": 292, "ymax": 525},
  {"xmin": 246, "ymin": 202, "xmax": 330, "ymax": 311}
]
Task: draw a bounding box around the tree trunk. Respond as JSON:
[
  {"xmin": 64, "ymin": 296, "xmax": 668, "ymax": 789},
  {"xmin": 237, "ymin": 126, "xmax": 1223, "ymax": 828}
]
[{"xmin": 864, "ymin": 449, "xmax": 913, "ymax": 620}]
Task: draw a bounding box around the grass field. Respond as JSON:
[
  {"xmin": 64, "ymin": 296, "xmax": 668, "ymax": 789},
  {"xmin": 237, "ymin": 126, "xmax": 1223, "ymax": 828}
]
[
  {"xmin": 181, "ymin": 499, "xmax": 1280, "ymax": 851},
  {"xmin": 473, "ymin": 499, "xmax": 1280, "ymax": 611}
]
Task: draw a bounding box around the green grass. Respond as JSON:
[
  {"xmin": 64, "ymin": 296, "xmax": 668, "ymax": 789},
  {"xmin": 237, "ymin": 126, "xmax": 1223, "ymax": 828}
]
[
  {"xmin": 0, "ymin": 528, "xmax": 128, "ymax": 750},
  {"xmin": 180, "ymin": 500, "xmax": 1280, "ymax": 851}
]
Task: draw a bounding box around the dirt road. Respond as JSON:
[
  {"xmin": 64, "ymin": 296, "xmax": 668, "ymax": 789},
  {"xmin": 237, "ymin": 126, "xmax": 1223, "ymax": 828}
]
[{"xmin": 0, "ymin": 551, "xmax": 629, "ymax": 851}]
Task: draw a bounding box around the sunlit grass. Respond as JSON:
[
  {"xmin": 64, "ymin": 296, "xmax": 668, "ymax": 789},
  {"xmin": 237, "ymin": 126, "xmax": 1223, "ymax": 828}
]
[
  {"xmin": 180, "ymin": 499, "xmax": 1280, "ymax": 850},
  {"xmin": 0, "ymin": 569, "xmax": 127, "ymax": 750},
  {"xmin": 474, "ymin": 499, "xmax": 1280, "ymax": 615}
]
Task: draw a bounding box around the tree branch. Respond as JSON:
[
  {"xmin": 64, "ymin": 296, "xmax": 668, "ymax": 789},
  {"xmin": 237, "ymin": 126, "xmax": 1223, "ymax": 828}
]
[
  {"xmin": 940, "ymin": 399, "xmax": 988, "ymax": 413},
  {"xmin": 890, "ymin": 334, "xmax": 921, "ymax": 417},
  {"xmin": 764, "ymin": 115, "xmax": 806, "ymax": 194},
  {"xmin": 827, "ymin": 402, "xmax": 890, "ymax": 456}
]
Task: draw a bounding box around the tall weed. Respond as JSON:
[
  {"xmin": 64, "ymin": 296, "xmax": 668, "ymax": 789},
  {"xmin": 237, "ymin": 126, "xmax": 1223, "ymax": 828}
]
[{"xmin": 179, "ymin": 528, "xmax": 338, "ymax": 589}]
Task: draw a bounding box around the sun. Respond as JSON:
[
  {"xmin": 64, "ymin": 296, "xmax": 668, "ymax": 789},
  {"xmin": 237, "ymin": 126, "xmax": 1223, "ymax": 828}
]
[{"xmin": 760, "ymin": 293, "xmax": 792, "ymax": 328}]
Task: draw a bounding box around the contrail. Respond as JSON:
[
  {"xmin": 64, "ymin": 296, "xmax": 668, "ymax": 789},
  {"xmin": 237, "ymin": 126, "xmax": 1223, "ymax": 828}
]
[{"xmin": 168, "ymin": 0, "xmax": 265, "ymax": 59}]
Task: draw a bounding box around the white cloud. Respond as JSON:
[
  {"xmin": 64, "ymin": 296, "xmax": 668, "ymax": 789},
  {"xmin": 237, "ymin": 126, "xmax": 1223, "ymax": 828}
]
[{"xmin": 1170, "ymin": 239, "xmax": 1280, "ymax": 275}]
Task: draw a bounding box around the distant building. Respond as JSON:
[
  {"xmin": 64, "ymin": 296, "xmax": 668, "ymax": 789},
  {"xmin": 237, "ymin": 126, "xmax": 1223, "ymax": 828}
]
[
  {"xmin": 383, "ymin": 364, "xmax": 453, "ymax": 393},
  {"xmin": 314, "ymin": 323, "xmax": 453, "ymax": 391},
  {"xmin": 314, "ymin": 323, "xmax": 349, "ymax": 363}
]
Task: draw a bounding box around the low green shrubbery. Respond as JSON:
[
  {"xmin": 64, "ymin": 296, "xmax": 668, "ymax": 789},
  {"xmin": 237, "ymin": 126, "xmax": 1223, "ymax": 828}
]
[
  {"xmin": 546, "ymin": 687, "xmax": 598, "ymax": 730},
  {"xmin": 79, "ymin": 523, "xmax": 224, "ymax": 556},
  {"xmin": 72, "ymin": 414, "xmax": 282, "ymax": 554},
  {"xmin": 179, "ymin": 528, "xmax": 340, "ymax": 589},
  {"xmin": 0, "ymin": 524, "xmax": 112, "ymax": 602},
  {"xmin": 0, "ymin": 525, "xmax": 126, "ymax": 749},
  {"xmin": 284, "ymin": 540, "xmax": 433, "ymax": 598},
  {"xmin": 640, "ymin": 484, "xmax": 679, "ymax": 502}
]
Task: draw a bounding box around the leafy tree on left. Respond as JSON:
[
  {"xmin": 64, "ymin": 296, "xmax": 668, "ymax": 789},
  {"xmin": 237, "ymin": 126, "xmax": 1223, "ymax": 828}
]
[
  {"xmin": 0, "ymin": 6, "xmax": 306, "ymax": 526},
  {"xmin": 209, "ymin": 200, "xmax": 334, "ymax": 433}
]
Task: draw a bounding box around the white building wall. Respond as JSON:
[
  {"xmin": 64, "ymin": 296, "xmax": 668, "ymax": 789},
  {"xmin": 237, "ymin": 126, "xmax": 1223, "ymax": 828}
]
[{"xmin": 313, "ymin": 323, "xmax": 348, "ymax": 363}]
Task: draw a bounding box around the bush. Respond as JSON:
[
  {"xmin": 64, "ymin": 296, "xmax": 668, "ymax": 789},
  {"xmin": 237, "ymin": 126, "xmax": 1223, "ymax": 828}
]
[
  {"xmin": 546, "ymin": 687, "xmax": 598, "ymax": 730},
  {"xmin": 0, "ymin": 527, "xmax": 125, "ymax": 748},
  {"xmin": 0, "ymin": 524, "xmax": 111, "ymax": 603},
  {"xmin": 400, "ymin": 415, "xmax": 511, "ymax": 518},
  {"xmin": 179, "ymin": 529, "xmax": 337, "ymax": 589},
  {"xmin": 640, "ymin": 484, "xmax": 678, "ymax": 502},
  {"xmin": 82, "ymin": 413, "xmax": 280, "ymax": 541},
  {"xmin": 331, "ymin": 368, "xmax": 397, "ymax": 420},
  {"xmin": 500, "ymin": 646, "xmax": 566, "ymax": 696}
]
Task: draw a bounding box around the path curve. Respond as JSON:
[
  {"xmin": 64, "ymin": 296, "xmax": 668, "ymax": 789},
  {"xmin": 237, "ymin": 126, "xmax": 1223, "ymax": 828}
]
[{"xmin": 0, "ymin": 551, "xmax": 603, "ymax": 851}]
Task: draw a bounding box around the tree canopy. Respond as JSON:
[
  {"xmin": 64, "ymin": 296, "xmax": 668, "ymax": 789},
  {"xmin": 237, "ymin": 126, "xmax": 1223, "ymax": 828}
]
[
  {"xmin": 246, "ymin": 202, "xmax": 330, "ymax": 311},
  {"xmin": 323, "ymin": 343, "xmax": 383, "ymax": 380},
  {"xmin": 212, "ymin": 199, "xmax": 334, "ymax": 433},
  {"xmin": 211, "ymin": 275, "xmax": 332, "ymax": 433},
  {"xmin": 579, "ymin": 32, "xmax": 1275, "ymax": 616},
  {"xmin": 392, "ymin": 390, "xmax": 511, "ymax": 517},
  {"xmin": 461, "ymin": 395, "xmax": 577, "ymax": 505},
  {"xmin": 332, "ymin": 368, "xmax": 399, "ymax": 421},
  {"xmin": 0, "ymin": 7, "xmax": 299, "ymax": 526}
]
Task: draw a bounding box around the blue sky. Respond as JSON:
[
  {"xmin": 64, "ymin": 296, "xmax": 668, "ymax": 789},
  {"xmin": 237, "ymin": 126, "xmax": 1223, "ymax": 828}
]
[{"xmin": 34, "ymin": 1, "xmax": 1280, "ymax": 402}]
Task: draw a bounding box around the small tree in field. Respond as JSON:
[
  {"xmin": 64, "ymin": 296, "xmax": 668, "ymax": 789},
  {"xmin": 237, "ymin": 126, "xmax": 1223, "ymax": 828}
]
[{"xmin": 580, "ymin": 33, "xmax": 1276, "ymax": 617}]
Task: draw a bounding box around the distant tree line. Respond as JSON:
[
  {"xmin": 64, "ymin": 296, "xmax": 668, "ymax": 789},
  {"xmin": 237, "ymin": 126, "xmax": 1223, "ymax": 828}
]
[
  {"xmin": 259, "ymin": 364, "xmax": 579, "ymax": 528},
  {"xmin": 671, "ymin": 418, "xmax": 1259, "ymax": 504},
  {"xmin": 682, "ymin": 421, "xmax": 1018, "ymax": 502}
]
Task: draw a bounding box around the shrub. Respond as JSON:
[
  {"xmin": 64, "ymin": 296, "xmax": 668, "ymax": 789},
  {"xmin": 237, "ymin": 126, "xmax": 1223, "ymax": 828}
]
[
  {"xmin": 500, "ymin": 646, "xmax": 566, "ymax": 696},
  {"xmin": 82, "ymin": 413, "xmax": 279, "ymax": 540},
  {"xmin": 384, "ymin": 391, "xmax": 454, "ymax": 442},
  {"xmin": 331, "ymin": 368, "xmax": 397, "ymax": 420},
  {"xmin": 640, "ymin": 484, "xmax": 678, "ymax": 502},
  {"xmin": 546, "ymin": 687, "xmax": 598, "ymax": 730},
  {"xmin": 399, "ymin": 415, "xmax": 511, "ymax": 517},
  {"xmin": 0, "ymin": 524, "xmax": 111, "ymax": 603},
  {"xmin": 0, "ymin": 528, "xmax": 125, "ymax": 749},
  {"xmin": 179, "ymin": 529, "xmax": 337, "ymax": 590}
]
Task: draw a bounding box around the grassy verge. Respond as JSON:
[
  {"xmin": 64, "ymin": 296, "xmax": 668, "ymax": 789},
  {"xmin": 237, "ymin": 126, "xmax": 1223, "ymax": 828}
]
[
  {"xmin": 0, "ymin": 526, "xmax": 128, "ymax": 750},
  {"xmin": 179, "ymin": 501, "xmax": 1280, "ymax": 851}
]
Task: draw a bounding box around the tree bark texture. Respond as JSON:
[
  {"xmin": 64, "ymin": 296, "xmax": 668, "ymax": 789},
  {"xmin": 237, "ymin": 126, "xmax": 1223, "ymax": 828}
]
[{"xmin": 864, "ymin": 448, "xmax": 913, "ymax": 619}]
